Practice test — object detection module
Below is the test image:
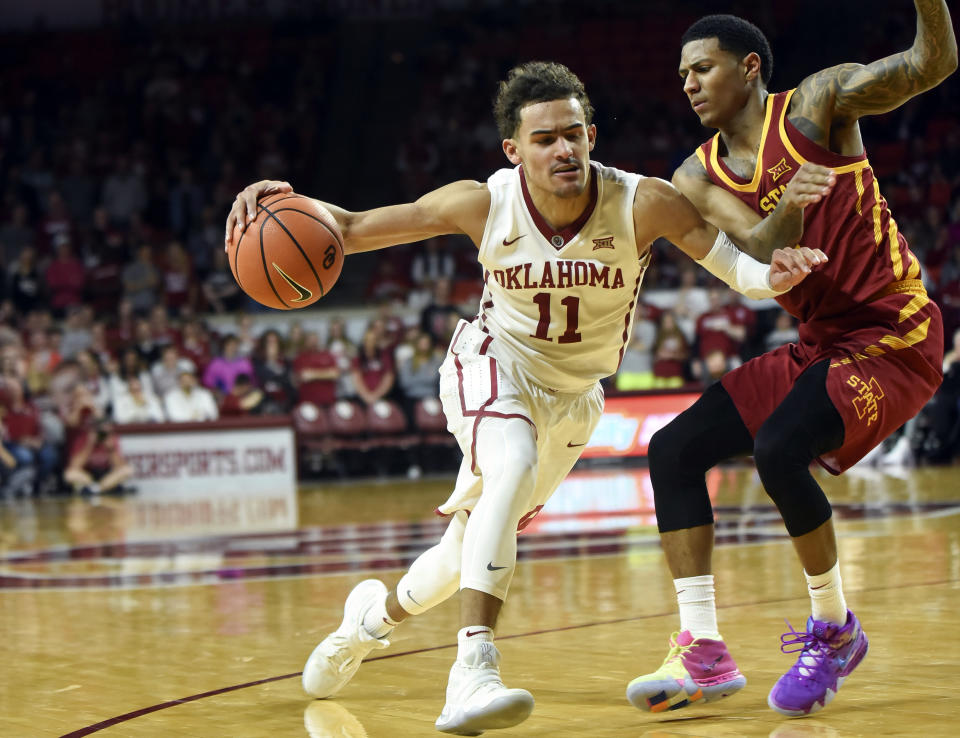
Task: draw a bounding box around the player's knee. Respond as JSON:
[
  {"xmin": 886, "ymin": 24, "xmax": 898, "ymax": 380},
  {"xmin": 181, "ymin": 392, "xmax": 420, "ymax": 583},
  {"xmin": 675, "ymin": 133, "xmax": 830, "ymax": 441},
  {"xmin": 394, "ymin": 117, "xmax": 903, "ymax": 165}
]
[
  {"xmin": 753, "ymin": 422, "xmax": 832, "ymax": 536},
  {"xmin": 477, "ymin": 419, "xmax": 537, "ymax": 488},
  {"xmin": 648, "ymin": 421, "xmax": 710, "ymax": 490}
]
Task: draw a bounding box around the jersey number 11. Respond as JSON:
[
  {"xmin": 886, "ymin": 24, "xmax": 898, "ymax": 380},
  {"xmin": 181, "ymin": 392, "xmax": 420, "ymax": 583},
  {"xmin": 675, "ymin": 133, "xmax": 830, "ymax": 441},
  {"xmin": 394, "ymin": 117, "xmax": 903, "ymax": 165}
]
[{"xmin": 530, "ymin": 293, "xmax": 582, "ymax": 344}]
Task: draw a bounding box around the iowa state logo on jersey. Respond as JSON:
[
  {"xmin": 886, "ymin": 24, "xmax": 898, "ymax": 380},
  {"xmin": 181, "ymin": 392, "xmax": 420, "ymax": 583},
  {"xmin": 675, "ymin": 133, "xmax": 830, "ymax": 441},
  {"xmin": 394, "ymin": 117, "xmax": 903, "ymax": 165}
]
[{"xmin": 766, "ymin": 157, "xmax": 793, "ymax": 182}]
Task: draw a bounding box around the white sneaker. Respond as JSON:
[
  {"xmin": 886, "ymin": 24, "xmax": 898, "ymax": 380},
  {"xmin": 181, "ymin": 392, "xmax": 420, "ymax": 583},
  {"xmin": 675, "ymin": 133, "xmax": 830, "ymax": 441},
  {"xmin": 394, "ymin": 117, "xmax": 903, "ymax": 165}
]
[
  {"xmin": 435, "ymin": 641, "xmax": 535, "ymax": 736},
  {"xmin": 302, "ymin": 579, "xmax": 391, "ymax": 698}
]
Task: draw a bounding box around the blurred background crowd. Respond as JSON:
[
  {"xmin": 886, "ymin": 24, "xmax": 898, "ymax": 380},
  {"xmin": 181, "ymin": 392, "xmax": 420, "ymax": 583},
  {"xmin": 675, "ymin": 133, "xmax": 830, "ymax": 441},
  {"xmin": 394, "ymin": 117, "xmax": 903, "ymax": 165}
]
[{"xmin": 0, "ymin": 0, "xmax": 958, "ymax": 496}]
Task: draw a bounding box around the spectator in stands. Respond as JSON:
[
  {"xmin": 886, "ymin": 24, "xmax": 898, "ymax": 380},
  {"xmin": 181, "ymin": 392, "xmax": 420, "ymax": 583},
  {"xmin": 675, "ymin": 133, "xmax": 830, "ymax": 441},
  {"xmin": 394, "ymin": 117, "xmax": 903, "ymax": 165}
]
[
  {"xmin": 372, "ymin": 301, "xmax": 407, "ymax": 353},
  {"xmin": 671, "ymin": 265, "xmax": 710, "ymax": 342},
  {"xmin": 219, "ymin": 373, "xmax": 264, "ymax": 417},
  {"xmin": 87, "ymin": 321, "xmax": 114, "ymax": 369},
  {"xmin": 410, "ymin": 237, "xmax": 456, "ymax": 293},
  {"xmin": 694, "ymin": 288, "xmax": 755, "ymax": 373},
  {"xmin": 701, "ymin": 348, "xmax": 731, "ymax": 386},
  {"xmin": 0, "ymin": 435, "xmax": 22, "ymax": 498},
  {"xmin": 151, "ymin": 344, "xmax": 196, "ymax": 398},
  {"xmin": 106, "ymin": 297, "xmax": 137, "ymax": 352},
  {"xmin": 60, "ymin": 305, "xmax": 94, "ymax": 360},
  {"xmin": 108, "ymin": 348, "xmax": 155, "ymax": 409},
  {"xmin": 0, "ymin": 342, "xmax": 26, "ymax": 385},
  {"xmin": 25, "ymin": 327, "xmax": 60, "ymax": 397},
  {"xmin": 39, "ymin": 192, "xmax": 74, "ymax": 254},
  {"xmin": 112, "ymin": 375, "xmax": 166, "ymax": 424},
  {"xmin": 236, "ymin": 315, "xmax": 257, "ymax": 357},
  {"xmin": 765, "ymin": 311, "xmax": 800, "ymax": 352},
  {"xmin": 396, "ymin": 330, "xmax": 443, "ymax": 425},
  {"xmin": 202, "ymin": 334, "xmax": 254, "ymax": 396},
  {"xmin": 351, "ymin": 327, "xmax": 395, "ymax": 407},
  {"xmin": 60, "ymin": 159, "xmax": 98, "ymax": 228},
  {"xmin": 122, "ymin": 244, "xmax": 160, "ymax": 316},
  {"xmin": 7, "ymin": 246, "xmax": 43, "ymax": 315},
  {"xmin": 293, "ymin": 330, "xmax": 340, "ymax": 408},
  {"xmin": 161, "ymin": 240, "xmax": 196, "ymax": 315},
  {"xmin": 86, "ymin": 241, "xmax": 125, "ymax": 316},
  {"xmin": 286, "ymin": 321, "xmax": 307, "ymax": 359},
  {"xmin": 202, "ymin": 249, "xmax": 244, "ymax": 314},
  {"xmin": 101, "ymin": 155, "xmax": 146, "ymax": 227},
  {"xmin": 63, "ymin": 418, "xmax": 133, "ymax": 495},
  {"xmin": 186, "ymin": 205, "xmax": 222, "ymax": 276},
  {"xmin": 652, "ymin": 310, "xmax": 691, "ymax": 387},
  {"xmin": 148, "ymin": 305, "xmax": 180, "ymax": 351},
  {"xmin": 164, "ymin": 367, "xmax": 219, "ymax": 422},
  {"xmin": 44, "ymin": 237, "xmax": 86, "ymax": 319},
  {"xmin": 74, "ymin": 349, "xmax": 111, "ymax": 416},
  {"xmin": 253, "ymin": 329, "xmax": 294, "ymax": 413},
  {"xmin": 0, "ymin": 377, "xmax": 58, "ymax": 495},
  {"xmin": 365, "ymin": 259, "xmax": 410, "ymax": 303},
  {"xmin": 178, "ymin": 319, "xmax": 212, "ymax": 374},
  {"xmin": 132, "ymin": 318, "xmax": 162, "ymax": 366},
  {"xmin": 0, "ymin": 203, "xmax": 34, "ymax": 265},
  {"xmin": 169, "ymin": 167, "xmax": 204, "ymax": 238},
  {"xmin": 419, "ymin": 277, "xmax": 462, "ymax": 346},
  {"xmin": 326, "ymin": 317, "xmax": 357, "ymax": 399},
  {"xmin": 90, "ymin": 205, "xmax": 126, "ymax": 256},
  {"xmin": 61, "ymin": 380, "xmax": 103, "ymax": 456},
  {"xmin": 615, "ymin": 303, "xmax": 659, "ymax": 392}
]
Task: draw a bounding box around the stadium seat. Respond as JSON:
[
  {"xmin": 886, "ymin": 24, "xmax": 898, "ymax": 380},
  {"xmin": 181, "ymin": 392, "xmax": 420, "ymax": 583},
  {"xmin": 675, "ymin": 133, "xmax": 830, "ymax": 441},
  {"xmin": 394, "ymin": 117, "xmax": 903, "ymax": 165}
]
[{"xmin": 292, "ymin": 402, "xmax": 331, "ymax": 475}]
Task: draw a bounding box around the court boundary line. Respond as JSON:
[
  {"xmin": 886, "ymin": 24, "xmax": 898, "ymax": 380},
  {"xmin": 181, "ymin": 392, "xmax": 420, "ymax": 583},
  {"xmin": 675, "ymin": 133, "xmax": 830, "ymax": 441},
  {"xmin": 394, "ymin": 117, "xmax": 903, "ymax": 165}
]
[{"xmin": 58, "ymin": 577, "xmax": 957, "ymax": 737}]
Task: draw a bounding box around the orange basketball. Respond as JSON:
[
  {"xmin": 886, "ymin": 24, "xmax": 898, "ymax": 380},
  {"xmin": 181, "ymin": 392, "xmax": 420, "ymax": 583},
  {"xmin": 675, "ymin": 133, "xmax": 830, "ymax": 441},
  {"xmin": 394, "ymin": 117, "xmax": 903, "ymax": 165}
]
[{"xmin": 228, "ymin": 192, "xmax": 344, "ymax": 310}]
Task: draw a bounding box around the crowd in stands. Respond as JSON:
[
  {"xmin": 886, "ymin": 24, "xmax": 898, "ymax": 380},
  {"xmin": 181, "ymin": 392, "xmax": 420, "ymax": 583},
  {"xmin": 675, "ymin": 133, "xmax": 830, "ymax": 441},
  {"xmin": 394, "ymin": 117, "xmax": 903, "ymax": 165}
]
[{"xmin": 0, "ymin": 4, "xmax": 959, "ymax": 494}]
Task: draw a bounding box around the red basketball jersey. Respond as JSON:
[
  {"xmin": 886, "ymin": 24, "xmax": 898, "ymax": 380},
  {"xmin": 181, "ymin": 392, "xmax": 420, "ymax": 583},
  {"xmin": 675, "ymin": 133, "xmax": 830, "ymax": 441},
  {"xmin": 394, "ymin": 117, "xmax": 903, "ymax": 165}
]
[{"xmin": 696, "ymin": 90, "xmax": 926, "ymax": 342}]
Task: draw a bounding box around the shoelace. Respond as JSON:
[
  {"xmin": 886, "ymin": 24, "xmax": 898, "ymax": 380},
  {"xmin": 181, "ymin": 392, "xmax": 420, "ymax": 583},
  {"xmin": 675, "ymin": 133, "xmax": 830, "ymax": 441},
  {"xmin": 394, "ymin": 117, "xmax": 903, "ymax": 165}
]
[
  {"xmin": 659, "ymin": 632, "xmax": 694, "ymax": 668},
  {"xmin": 452, "ymin": 662, "xmax": 507, "ymax": 702},
  {"xmin": 322, "ymin": 634, "xmax": 357, "ymax": 673},
  {"xmin": 779, "ymin": 621, "xmax": 826, "ymax": 678}
]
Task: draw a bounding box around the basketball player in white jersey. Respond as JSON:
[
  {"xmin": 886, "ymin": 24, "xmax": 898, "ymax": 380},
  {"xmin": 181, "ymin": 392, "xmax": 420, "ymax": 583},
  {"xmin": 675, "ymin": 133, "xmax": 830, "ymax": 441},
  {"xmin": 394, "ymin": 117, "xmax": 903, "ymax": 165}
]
[{"xmin": 225, "ymin": 62, "xmax": 830, "ymax": 735}]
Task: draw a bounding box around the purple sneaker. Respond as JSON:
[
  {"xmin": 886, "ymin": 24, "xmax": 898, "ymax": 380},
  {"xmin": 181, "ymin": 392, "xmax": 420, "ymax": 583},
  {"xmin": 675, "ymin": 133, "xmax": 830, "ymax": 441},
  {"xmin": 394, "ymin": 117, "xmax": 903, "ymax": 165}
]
[{"xmin": 768, "ymin": 609, "xmax": 868, "ymax": 717}]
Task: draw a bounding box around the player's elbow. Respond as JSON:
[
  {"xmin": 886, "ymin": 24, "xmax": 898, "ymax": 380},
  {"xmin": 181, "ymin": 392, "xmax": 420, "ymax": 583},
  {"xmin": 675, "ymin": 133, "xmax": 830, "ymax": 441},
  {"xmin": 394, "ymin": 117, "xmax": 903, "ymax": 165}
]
[{"xmin": 917, "ymin": 41, "xmax": 958, "ymax": 84}]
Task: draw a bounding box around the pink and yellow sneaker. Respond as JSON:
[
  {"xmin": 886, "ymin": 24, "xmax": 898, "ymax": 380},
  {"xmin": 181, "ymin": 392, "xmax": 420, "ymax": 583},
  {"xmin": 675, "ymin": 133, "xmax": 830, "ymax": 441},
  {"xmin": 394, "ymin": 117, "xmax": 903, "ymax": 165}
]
[{"xmin": 627, "ymin": 630, "xmax": 746, "ymax": 712}]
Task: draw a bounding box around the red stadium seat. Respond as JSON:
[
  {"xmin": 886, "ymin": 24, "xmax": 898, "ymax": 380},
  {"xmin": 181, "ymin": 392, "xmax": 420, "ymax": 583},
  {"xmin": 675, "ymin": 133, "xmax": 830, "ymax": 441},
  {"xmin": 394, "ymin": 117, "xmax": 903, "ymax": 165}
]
[
  {"xmin": 293, "ymin": 402, "xmax": 331, "ymax": 475},
  {"xmin": 327, "ymin": 400, "xmax": 369, "ymax": 449},
  {"xmin": 366, "ymin": 400, "xmax": 417, "ymax": 450}
]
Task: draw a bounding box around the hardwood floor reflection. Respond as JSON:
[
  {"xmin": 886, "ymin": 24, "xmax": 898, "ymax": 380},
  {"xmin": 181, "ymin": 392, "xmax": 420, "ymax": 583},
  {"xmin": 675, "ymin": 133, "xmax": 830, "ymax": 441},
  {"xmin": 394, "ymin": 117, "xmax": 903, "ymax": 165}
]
[{"xmin": 1, "ymin": 463, "xmax": 958, "ymax": 737}]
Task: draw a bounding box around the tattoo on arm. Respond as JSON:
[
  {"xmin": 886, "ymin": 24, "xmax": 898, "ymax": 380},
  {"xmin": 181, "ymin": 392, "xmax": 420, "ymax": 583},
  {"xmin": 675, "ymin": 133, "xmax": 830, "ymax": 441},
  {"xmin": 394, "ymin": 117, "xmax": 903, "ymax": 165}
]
[
  {"xmin": 676, "ymin": 154, "xmax": 711, "ymax": 183},
  {"xmin": 795, "ymin": 1, "xmax": 957, "ymax": 122},
  {"xmin": 743, "ymin": 203, "xmax": 803, "ymax": 264}
]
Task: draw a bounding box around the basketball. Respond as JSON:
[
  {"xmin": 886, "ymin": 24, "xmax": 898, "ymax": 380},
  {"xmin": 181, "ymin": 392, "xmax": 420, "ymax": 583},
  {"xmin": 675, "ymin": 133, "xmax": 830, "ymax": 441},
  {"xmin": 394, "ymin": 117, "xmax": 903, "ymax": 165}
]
[{"xmin": 228, "ymin": 192, "xmax": 344, "ymax": 310}]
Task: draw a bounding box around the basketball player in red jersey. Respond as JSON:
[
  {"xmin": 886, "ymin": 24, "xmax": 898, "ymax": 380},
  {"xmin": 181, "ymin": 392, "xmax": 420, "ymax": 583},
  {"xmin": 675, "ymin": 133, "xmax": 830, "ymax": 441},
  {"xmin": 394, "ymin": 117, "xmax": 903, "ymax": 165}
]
[{"xmin": 628, "ymin": 2, "xmax": 957, "ymax": 719}]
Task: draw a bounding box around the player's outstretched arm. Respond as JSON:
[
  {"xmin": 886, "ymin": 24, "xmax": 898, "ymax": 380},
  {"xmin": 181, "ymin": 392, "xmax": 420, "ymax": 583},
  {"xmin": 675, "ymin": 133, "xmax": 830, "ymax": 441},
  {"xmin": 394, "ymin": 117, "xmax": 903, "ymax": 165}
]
[
  {"xmin": 795, "ymin": 0, "xmax": 957, "ymax": 123},
  {"xmin": 672, "ymin": 159, "xmax": 834, "ymax": 263},
  {"xmin": 635, "ymin": 178, "xmax": 828, "ymax": 298},
  {"xmin": 741, "ymin": 163, "xmax": 837, "ymax": 262},
  {"xmin": 224, "ymin": 179, "xmax": 490, "ymax": 253}
]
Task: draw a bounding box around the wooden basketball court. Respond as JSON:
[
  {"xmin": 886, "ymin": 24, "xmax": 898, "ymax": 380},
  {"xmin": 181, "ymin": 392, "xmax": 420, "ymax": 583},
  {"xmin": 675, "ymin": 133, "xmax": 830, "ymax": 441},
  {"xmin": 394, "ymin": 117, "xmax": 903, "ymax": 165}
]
[{"xmin": 3, "ymin": 461, "xmax": 958, "ymax": 737}]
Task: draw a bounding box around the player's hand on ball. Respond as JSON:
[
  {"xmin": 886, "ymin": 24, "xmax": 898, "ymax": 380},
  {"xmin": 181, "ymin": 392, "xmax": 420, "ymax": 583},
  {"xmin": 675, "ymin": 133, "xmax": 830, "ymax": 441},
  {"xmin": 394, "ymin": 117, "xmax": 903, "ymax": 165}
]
[
  {"xmin": 769, "ymin": 246, "xmax": 828, "ymax": 291},
  {"xmin": 224, "ymin": 179, "xmax": 293, "ymax": 245},
  {"xmin": 780, "ymin": 163, "xmax": 836, "ymax": 212}
]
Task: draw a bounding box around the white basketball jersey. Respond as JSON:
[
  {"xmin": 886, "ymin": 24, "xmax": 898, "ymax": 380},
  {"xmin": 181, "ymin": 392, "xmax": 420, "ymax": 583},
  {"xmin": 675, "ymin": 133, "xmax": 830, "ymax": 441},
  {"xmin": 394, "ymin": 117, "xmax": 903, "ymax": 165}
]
[{"xmin": 475, "ymin": 162, "xmax": 650, "ymax": 392}]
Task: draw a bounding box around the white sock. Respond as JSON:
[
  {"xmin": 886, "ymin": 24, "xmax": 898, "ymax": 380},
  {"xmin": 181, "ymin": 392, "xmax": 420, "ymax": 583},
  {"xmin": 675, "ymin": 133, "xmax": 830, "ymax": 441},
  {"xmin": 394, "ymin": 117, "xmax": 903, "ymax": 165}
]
[
  {"xmin": 362, "ymin": 594, "xmax": 399, "ymax": 639},
  {"xmin": 457, "ymin": 626, "xmax": 494, "ymax": 662},
  {"xmin": 805, "ymin": 562, "xmax": 847, "ymax": 625},
  {"xmin": 675, "ymin": 575, "xmax": 720, "ymax": 639}
]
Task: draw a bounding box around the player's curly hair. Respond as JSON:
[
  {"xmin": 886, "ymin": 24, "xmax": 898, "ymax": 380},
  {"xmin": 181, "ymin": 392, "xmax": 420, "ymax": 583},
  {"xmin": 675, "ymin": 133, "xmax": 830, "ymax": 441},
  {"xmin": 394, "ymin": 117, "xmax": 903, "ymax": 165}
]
[
  {"xmin": 493, "ymin": 61, "xmax": 594, "ymax": 140},
  {"xmin": 682, "ymin": 14, "xmax": 774, "ymax": 85}
]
